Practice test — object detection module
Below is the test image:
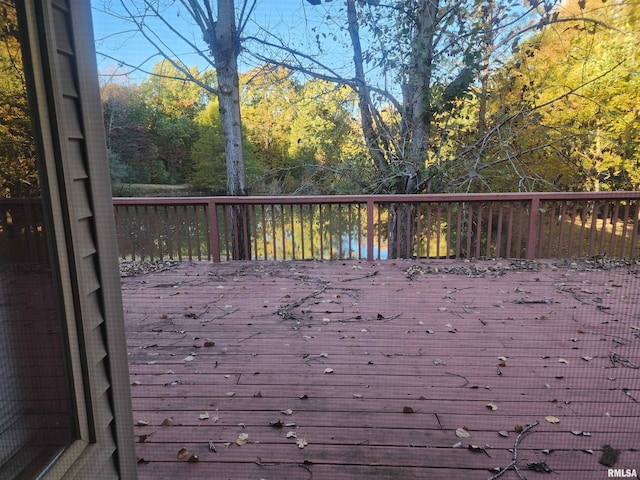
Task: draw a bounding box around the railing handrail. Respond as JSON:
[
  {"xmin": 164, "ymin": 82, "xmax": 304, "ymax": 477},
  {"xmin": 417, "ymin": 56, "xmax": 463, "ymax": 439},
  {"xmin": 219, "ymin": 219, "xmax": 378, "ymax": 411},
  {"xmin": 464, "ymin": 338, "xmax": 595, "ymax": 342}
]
[{"xmin": 112, "ymin": 191, "xmax": 640, "ymax": 205}]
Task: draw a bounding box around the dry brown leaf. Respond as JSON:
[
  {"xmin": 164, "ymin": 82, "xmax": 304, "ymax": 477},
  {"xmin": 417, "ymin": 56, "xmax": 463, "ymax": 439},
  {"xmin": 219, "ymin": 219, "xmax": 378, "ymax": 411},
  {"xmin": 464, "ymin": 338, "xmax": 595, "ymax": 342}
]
[
  {"xmin": 455, "ymin": 427, "xmax": 470, "ymax": 438},
  {"xmin": 324, "ymin": 368, "xmax": 334, "ymax": 374},
  {"xmin": 545, "ymin": 416, "xmax": 560, "ymax": 424},
  {"xmin": 296, "ymin": 438, "xmax": 308, "ymax": 449},
  {"xmin": 177, "ymin": 447, "xmax": 189, "ymax": 459},
  {"xmin": 236, "ymin": 433, "xmax": 249, "ymax": 446},
  {"xmin": 558, "ymin": 358, "xmax": 569, "ymax": 364},
  {"xmin": 136, "ymin": 420, "xmax": 149, "ymax": 426},
  {"xmin": 286, "ymin": 431, "xmax": 297, "ymax": 438},
  {"xmin": 161, "ymin": 417, "xmax": 175, "ymax": 426},
  {"xmin": 187, "ymin": 455, "xmax": 199, "ymax": 463},
  {"xmin": 487, "ymin": 402, "xmax": 498, "ymax": 411},
  {"xmin": 498, "ymin": 430, "xmax": 509, "ymax": 437},
  {"xmin": 199, "ymin": 412, "xmax": 209, "ymax": 420}
]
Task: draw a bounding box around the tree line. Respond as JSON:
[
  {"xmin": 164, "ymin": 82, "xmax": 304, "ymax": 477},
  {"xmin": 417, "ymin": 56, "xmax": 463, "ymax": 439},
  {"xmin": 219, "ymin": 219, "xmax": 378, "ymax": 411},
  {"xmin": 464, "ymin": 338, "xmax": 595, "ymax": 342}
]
[
  {"xmin": 2, "ymin": 0, "xmax": 639, "ymax": 201},
  {"xmin": 95, "ymin": 0, "xmax": 639, "ymax": 199}
]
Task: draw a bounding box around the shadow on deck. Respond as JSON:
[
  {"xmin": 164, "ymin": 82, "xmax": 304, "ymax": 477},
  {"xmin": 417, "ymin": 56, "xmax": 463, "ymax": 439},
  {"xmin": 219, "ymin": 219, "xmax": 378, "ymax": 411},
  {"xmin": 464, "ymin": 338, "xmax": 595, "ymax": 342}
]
[{"xmin": 121, "ymin": 258, "xmax": 640, "ymax": 480}]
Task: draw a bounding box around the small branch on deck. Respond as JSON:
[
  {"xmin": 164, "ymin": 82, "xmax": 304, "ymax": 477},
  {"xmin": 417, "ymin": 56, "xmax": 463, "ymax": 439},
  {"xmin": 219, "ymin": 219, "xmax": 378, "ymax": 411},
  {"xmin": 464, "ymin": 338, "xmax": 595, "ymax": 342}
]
[
  {"xmin": 237, "ymin": 331, "xmax": 262, "ymax": 343},
  {"xmin": 341, "ymin": 270, "xmax": 378, "ymax": 282},
  {"xmin": 609, "ymin": 352, "xmax": 640, "ymax": 369},
  {"xmin": 255, "ymin": 459, "xmax": 313, "ymax": 478},
  {"xmin": 485, "ymin": 420, "xmax": 540, "ymax": 480},
  {"xmin": 276, "ymin": 284, "xmax": 329, "ymax": 321},
  {"xmin": 381, "ymin": 348, "xmax": 425, "ymax": 357},
  {"xmin": 513, "ymin": 298, "xmax": 553, "ymax": 305},
  {"xmin": 444, "ymin": 371, "xmax": 469, "ymax": 387}
]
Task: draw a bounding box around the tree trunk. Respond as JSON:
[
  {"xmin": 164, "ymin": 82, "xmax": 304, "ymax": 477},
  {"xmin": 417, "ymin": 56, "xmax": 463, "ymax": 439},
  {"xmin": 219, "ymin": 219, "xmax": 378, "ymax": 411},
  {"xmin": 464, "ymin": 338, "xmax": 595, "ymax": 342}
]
[{"xmin": 210, "ymin": 0, "xmax": 249, "ymax": 259}]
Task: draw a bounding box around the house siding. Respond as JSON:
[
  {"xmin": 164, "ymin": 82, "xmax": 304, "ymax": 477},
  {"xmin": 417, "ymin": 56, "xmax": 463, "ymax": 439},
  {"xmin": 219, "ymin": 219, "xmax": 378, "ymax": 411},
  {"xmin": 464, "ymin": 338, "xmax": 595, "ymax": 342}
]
[{"xmin": 16, "ymin": 0, "xmax": 136, "ymax": 478}]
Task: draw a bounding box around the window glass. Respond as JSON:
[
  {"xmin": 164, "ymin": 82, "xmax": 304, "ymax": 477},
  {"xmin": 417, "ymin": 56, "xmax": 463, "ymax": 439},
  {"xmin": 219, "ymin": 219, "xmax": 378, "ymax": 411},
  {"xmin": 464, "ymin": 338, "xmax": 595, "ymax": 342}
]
[{"xmin": 0, "ymin": 1, "xmax": 77, "ymax": 477}]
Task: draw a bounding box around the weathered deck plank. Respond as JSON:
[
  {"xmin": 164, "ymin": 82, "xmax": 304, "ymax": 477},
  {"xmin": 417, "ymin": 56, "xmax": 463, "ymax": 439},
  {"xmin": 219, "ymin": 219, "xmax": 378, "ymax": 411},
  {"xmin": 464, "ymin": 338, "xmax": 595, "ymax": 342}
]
[{"xmin": 122, "ymin": 259, "xmax": 640, "ymax": 479}]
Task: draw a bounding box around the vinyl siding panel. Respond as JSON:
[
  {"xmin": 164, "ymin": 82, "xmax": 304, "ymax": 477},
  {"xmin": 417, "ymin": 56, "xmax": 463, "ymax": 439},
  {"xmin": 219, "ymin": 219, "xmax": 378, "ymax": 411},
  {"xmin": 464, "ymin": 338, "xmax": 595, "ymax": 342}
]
[{"xmin": 24, "ymin": 1, "xmax": 136, "ymax": 478}]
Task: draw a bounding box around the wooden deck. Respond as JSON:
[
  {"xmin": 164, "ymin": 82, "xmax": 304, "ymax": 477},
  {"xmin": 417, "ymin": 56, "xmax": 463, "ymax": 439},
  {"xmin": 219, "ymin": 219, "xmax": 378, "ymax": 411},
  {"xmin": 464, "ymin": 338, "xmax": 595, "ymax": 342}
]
[{"xmin": 121, "ymin": 259, "xmax": 640, "ymax": 480}]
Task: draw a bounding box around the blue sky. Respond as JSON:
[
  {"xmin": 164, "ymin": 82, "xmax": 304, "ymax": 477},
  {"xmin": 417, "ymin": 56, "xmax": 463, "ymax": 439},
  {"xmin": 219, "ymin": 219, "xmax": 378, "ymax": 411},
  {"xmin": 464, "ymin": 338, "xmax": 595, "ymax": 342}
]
[{"xmin": 91, "ymin": 0, "xmax": 353, "ymax": 83}]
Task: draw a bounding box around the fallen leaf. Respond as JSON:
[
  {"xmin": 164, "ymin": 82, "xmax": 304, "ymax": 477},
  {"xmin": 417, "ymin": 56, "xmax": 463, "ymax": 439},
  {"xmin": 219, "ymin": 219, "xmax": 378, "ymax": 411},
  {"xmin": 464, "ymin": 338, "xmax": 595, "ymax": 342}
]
[
  {"xmin": 136, "ymin": 420, "xmax": 149, "ymax": 426},
  {"xmin": 131, "ymin": 380, "xmax": 141, "ymax": 386},
  {"xmin": 403, "ymin": 406, "xmax": 414, "ymax": 414},
  {"xmin": 187, "ymin": 455, "xmax": 199, "ymax": 463},
  {"xmin": 236, "ymin": 433, "xmax": 249, "ymax": 446},
  {"xmin": 161, "ymin": 417, "xmax": 175, "ymax": 426},
  {"xmin": 545, "ymin": 416, "xmax": 560, "ymax": 424},
  {"xmin": 299, "ymin": 394, "xmax": 308, "ymax": 400},
  {"xmin": 433, "ymin": 358, "xmax": 446, "ymax": 365},
  {"xmin": 254, "ymin": 391, "xmax": 263, "ymax": 397},
  {"xmin": 282, "ymin": 409, "xmax": 293, "ymax": 415},
  {"xmin": 225, "ymin": 392, "xmax": 235, "ymax": 397},
  {"xmin": 353, "ymin": 393, "xmax": 363, "ymax": 399},
  {"xmin": 177, "ymin": 447, "xmax": 189, "ymax": 459},
  {"xmin": 184, "ymin": 355, "xmax": 195, "ymax": 362},
  {"xmin": 498, "ymin": 356, "xmax": 507, "ymax": 362},
  {"xmin": 319, "ymin": 353, "xmax": 329, "ymax": 358},
  {"xmin": 452, "ymin": 441, "xmax": 463, "ymax": 448},
  {"xmin": 324, "ymin": 368, "xmax": 334, "ymax": 374},
  {"xmin": 455, "ymin": 427, "xmax": 470, "ymax": 438},
  {"xmin": 199, "ymin": 412, "xmax": 210, "ymax": 420},
  {"xmin": 269, "ymin": 419, "xmax": 283, "ymax": 428},
  {"xmin": 571, "ymin": 431, "xmax": 591, "ymax": 436},
  {"xmin": 498, "ymin": 431, "xmax": 509, "ymax": 437},
  {"xmin": 203, "ymin": 340, "xmax": 215, "ymax": 347},
  {"xmin": 487, "ymin": 402, "xmax": 498, "ymax": 411},
  {"xmin": 296, "ymin": 438, "xmax": 308, "ymax": 449},
  {"xmin": 286, "ymin": 431, "xmax": 297, "ymax": 438},
  {"xmin": 582, "ymin": 356, "xmax": 593, "ymax": 362},
  {"xmin": 208, "ymin": 441, "xmax": 216, "ymax": 452},
  {"xmin": 558, "ymin": 358, "xmax": 569, "ymax": 364},
  {"xmin": 514, "ymin": 425, "xmax": 524, "ymax": 433}
]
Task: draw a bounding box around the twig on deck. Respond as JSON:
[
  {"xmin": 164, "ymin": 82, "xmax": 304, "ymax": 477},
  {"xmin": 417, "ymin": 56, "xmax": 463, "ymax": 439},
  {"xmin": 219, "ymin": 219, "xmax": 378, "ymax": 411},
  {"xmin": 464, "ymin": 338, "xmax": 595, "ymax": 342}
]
[
  {"xmin": 609, "ymin": 352, "xmax": 640, "ymax": 369},
  {"xmin": 255, "ymin": 460, "xmax": 313, "ymax": 478},
  {"xmin": 341, "ymin": 271, "xmax": 378, "ymax": 282},
  {"xmin": 237, "ymin": 332, "xmax": 261, "ymax": 343},
  {"xmin": 513, "ymin": 298, "xmax": 553, "ymax": 305},
  {"xmin": 444, "ymin": 371, "xmax": 469, "ymax": 387},
  {"xmin": 485, "ymin": 421, "xmax": 540, "ymax": 480},
  {"xmin": 276, "ymin": 284, "xmax": 329, "ymax": 321}
]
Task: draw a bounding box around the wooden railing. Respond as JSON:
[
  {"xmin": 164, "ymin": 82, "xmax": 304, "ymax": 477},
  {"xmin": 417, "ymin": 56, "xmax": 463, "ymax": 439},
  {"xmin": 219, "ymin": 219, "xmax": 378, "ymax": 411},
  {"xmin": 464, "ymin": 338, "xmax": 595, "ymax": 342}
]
[
  {"xmin": 0, "ymin": 198, "xmax": 50, "ymax": 264},
  {"xmin": 112, "ymin": 192, "xmax": 640, "ymax": 262}
]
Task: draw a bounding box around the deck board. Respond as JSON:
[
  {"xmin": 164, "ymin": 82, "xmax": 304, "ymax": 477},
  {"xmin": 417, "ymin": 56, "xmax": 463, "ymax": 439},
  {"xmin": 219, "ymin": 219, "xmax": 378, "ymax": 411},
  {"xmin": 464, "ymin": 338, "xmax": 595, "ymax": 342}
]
[{"xmin": 122, "ymin": 259, "xmax": 640, "ymax": 479}]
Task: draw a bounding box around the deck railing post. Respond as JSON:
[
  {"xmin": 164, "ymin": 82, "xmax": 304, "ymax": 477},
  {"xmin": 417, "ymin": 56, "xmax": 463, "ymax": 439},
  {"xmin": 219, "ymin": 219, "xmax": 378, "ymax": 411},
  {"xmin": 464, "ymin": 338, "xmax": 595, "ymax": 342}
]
[
  {"xmin": 366, "ymin": 199, "xmax": 374, "ymax": 261},
  {"xmin": 208, "ymin": 199, "xmax": 221, "ymax": 262},
  {"xmin": 526, "ymin": 196, "xmax": 540, "ymax": 260}
]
